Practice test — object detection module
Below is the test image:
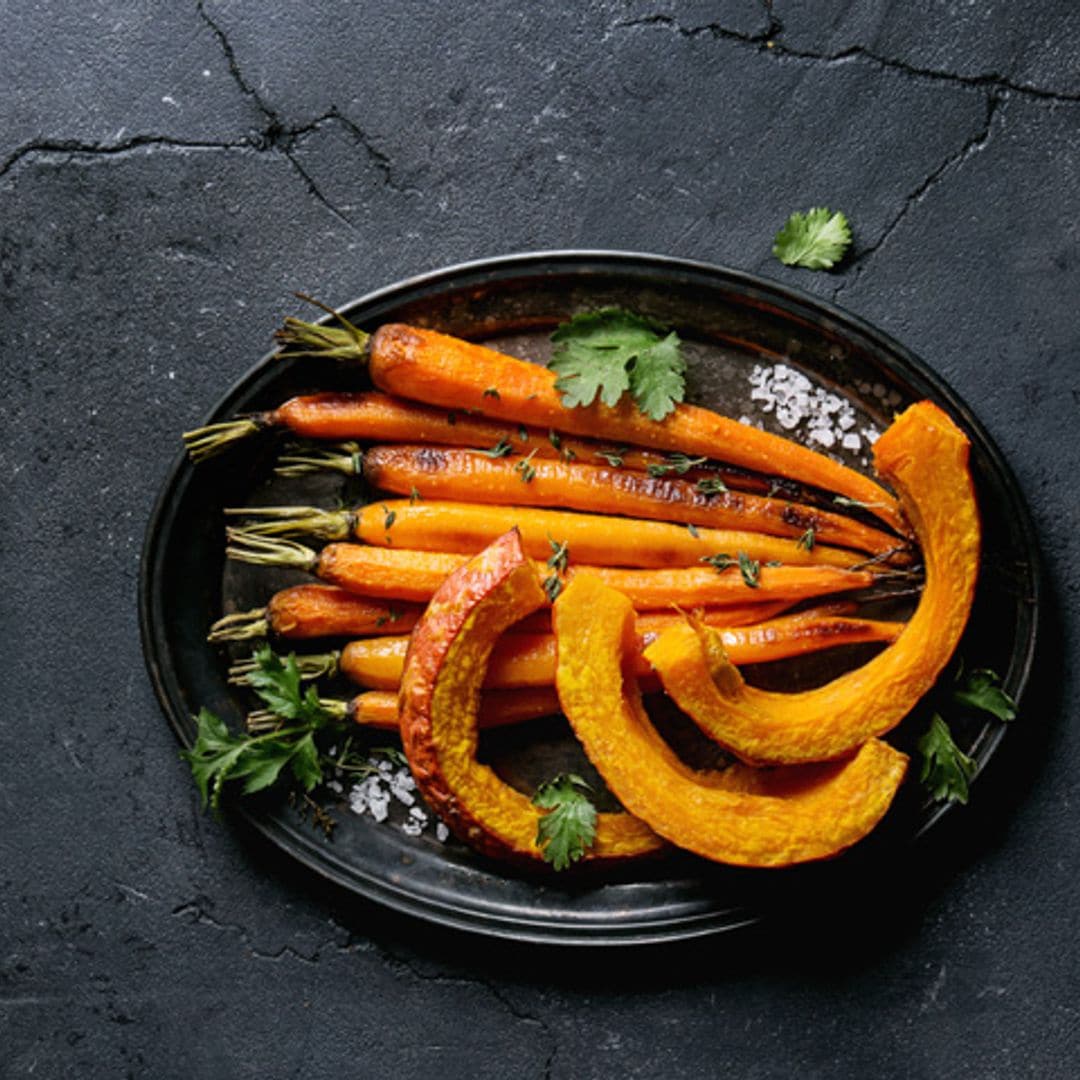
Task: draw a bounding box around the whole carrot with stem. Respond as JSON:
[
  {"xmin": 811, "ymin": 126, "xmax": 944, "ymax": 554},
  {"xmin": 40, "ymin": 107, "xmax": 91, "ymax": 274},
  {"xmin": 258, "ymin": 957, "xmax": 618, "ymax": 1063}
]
[
  {"xmin": 264, "ymin": 308, "xmax": 905, "ymax": 532},
  {"xmin": 247, "ymin": 687, "xmax": 564, "ymax": 734},
  {"xmin": 226, "ymin": 499, "xmax": 873, "ymax": 571},
  {"xmin": 207, "ymin": 584, "xmax": 422, "ymax": 643},
  {"xmin": 232, "ymin": 607, "xmax": 904, "ymax": 692},
  {"xmin": 225, "ymin": 531, "xmax": 881, "ymax": 609},
  {"xmin": 187, "ymin": 390, "xmax": 813, "ymax": 504},
  {"xmin": 208, "ymin": 580, "xmax": 789, "ymax": 644},
  {"xmin": 356, "ymin": 445, "xmax": 906, "ymax": 558}
]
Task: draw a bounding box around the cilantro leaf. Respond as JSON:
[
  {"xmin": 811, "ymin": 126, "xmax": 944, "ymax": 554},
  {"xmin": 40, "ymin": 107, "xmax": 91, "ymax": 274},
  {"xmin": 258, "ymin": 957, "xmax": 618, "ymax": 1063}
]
[
  {"xmin": 549, "ymin": 309, "xmax": 686, "ymax": 421},
  {"xmin": 181, "ymin": 708, "xmax": 250, "ymax": 811},
  {"xmin": 952, "ymin": 668, "xmax": 1017, "ymax": 722},
  {"xmin": 917, "ymin": 714, "xmax": 976, "ymax": 804},
  {"xmin": 773, "ymin": 208, "xmax": 852, "ymax": 270},
  {"xmin": 532, "ymin": 773, "xmax": 598, "ymax": 870}
]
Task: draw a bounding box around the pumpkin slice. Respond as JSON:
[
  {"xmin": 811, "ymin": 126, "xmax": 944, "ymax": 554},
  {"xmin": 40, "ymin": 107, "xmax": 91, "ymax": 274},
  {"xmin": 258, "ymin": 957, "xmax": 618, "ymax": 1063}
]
[
  {"xmin": 398, "ymin": 528, "xmax": 661, "ymax": 866},
  {"xmin": 553, "ymin": 575, "xmax": 909, "ymax": 867},
  {"xmin": 643, "ymin": 400, "xmax": 980, "ymax": 765}
]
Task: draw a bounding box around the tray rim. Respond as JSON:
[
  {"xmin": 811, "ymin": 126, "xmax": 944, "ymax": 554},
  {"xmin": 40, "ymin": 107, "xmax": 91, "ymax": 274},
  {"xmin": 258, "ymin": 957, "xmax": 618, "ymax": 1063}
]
[{"xmin": 138, "ymin": 248, "xmax": 1042, "ymax": 946}]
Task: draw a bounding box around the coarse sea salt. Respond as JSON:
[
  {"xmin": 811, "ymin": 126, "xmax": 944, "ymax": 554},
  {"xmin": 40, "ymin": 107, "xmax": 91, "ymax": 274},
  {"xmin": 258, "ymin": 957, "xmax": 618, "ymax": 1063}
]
[
  {"xmin": 745, "ymin": 363, "xmax": 880, "ymax": 456},
  {"xmin": 346, "ymin": 755, "xmax": 444, "ymax": 841}
]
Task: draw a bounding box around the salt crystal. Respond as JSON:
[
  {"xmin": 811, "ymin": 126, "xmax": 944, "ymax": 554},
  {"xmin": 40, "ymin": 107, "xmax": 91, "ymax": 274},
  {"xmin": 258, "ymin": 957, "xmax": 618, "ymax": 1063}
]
[
  {"xmin": 389, "ymin": 769, "xmax": 416, "ymax": 806},
  {"xmin": 808, "ymin": 428, "xmax": 836, "ymax": 448},
  {"xmin": 436, "ymin": 823, "xmax": 450, "ymax": 842},
  {"xmin": 409, "ymin": 806, "xmax": 428, "ymax": 822},
  {"xmin": 401, "ymin": 819, "xmax": 424, "ymax": 837},
  {"xmin": 841, "ymin": 433, "xmax": 861, "ymax": 451}
]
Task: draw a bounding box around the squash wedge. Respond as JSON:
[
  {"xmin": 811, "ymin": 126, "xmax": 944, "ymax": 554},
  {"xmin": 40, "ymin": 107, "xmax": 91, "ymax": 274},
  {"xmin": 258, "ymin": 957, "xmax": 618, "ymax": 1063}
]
[
  {"xmin": 643, "ymin": 400, "xmax": 980, "ymax": 765},
  {"xmin": 553, "ymin": 575, "xmax": 909, "ymax": 867},
  {"xmin": 398, "ymin": 529, "xmax": 662, "ymax": 866}
]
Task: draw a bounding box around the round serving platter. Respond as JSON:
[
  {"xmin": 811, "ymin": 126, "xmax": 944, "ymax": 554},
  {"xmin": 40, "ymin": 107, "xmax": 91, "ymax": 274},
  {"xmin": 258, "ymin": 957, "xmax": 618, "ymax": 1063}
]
[{"xmin": 139, "ymin": 251, "xmax": 1040, "ymax": 946}]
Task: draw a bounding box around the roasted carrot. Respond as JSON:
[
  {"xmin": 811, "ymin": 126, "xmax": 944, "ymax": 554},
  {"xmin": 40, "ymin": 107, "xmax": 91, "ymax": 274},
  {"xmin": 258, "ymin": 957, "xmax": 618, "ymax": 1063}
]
[
  {"xmin": 336, "ymin": 610, "xmax": 904, "ymax": 690},
  {"xmin": 343, "ymin": 687, "xmax": 563, "ymax": 730},
  {"xmin": 228, "ymin": 499, "xmax": 873, "ymax": 570},
  {"xmin": 208, "ymin": 584, "xmax": 422, "ymax": 642},
  {"xmin": 225, "ymin": 533, "xmax": 878, "ymax": 609},
  {"xmin": 359, "ymin": 446, "xmax": 906, "ymax": 558},
  {"xmin": 270, "ymin": 315, "xmax": 903, "ymax": 532},
  {"xmin": 188, "ymin": 390, "xmax": 832, "ymax": 509}
]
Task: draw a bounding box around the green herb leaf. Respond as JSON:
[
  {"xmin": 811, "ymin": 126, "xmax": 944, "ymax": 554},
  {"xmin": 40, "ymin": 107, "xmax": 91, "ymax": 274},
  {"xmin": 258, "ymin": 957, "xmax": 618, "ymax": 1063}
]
[
  {"xmin": 687, "ymin": 523, "xmax": 700, "ymax": 539},
  {"xmin": 532, "ymin": 773, "xmax": 597, "ymax": 870},
  {"xmin": 542, "ymin": 574, "xmax": 563, "ymax": 603},
  {"xmin": 409, "ymin": 486, "xmax": 422, "ymax": 505},
  {"xmin": 476, "ymin": 437, "xmax": 514, "ymax": 458},
  {"xmin": 597, "ymin": 448, "xmax": 626, "ymax": 468},
  {"xmin": 546, "ymin": 536, "xmax": 570, "ymax": 574},
  {"xmin": 796, "ymin": 526, "xmax": 816, "ymax": 551},
  {"xmin": 917, "ymin": 714, "xmax": 976, "ymax": 804},
  {"xmin": 738, "ymin": 551, "xmax": 761, "ymax": 588},
  {"xmin": 772, "ymin": 208, "xmax": 852, "ymax": 270},
  {"xmin": 549, "ymin": 309, "xmax": 686, "ymax": 421},
  {"xmin": 517, "ymin": 423, "xmax": 529, "ymax": 442},
  {"xmin": 647, "ymin": 453, "xmax": 708, "ymax": 478},
  {"xmin": 483, "ymin": 386, "xmax": 500, "ymax": 399},
  {"xmin": 181, "ymin": 708, "xmax": 250, "ymax": 811},
  {"xmin": 953, "ymin": 668, "xmax": 1016, "ymax": 722},
  {"xmin": 547, "ymin": 429, "xmax": 562, "ymax": 450},
  {"xmin": 383, "ymin": 505, "xmax": 396, "ymax": 531},
  {"xmin": 700, "ymin": 552, "xmax": 735, "ymax": 572},
  {"xmin": 515, "ymin": 448, "xmax": 539, "ymax": 483},
  {"xmin": 695, "ymin": 476, "xmax": 728, "ymax": 496}
]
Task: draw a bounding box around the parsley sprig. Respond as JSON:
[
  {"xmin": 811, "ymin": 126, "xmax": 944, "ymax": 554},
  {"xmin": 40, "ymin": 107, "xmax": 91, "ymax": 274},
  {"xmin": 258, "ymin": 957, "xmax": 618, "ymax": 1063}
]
[
  {"xmin": 182, "ymin": 647, "xmax": 332, "ymax": 811},
  {"xmin": 532, "ymin": 773, "xmax": 597, "ymax": 870},
  {"xmin": 917, "ymin": 664, "xmax": 1018, "ymax": 805},
  {"xmin": 773, "ymin": 208, "xmax": 852, "ymax": 270},
  {"xmin": 549, "ymin": 309, "xmax": 687, "ymax": 421}
]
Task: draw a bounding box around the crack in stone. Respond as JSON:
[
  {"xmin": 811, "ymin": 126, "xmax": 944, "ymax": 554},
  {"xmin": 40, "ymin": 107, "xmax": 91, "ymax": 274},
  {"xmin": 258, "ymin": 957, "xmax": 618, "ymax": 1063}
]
[
  {"xmin": 614, "ymin": 13, "xmax": 1080, "ymax": 105},
  {"xmin": 0, "ymin": 134, "xmax": 248, "ymax": 181},
  {"xmin": 372, "ymin": 943, "xmax": 557, "ymax": 1073},
  {"xmin": 171, "ymin": 899, "xmax": 343, "ymax": 965},
  {"xmin": 832, "ymin": 92, "xmax": 1007, "ymax": 301}
]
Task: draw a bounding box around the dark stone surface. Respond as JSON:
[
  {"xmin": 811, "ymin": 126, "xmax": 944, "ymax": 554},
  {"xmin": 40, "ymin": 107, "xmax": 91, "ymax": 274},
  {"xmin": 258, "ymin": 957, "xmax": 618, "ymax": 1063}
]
[{"xmin": 2, "ymin": 2, "xmax": 1078, "ymax": 1076}]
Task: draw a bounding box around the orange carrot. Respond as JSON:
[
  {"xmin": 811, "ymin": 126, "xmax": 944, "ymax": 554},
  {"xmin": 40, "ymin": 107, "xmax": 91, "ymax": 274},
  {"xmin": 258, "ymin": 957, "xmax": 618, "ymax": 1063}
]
[
  {"xmin": 346, "ymin": 688, "xmax": 562, "ymax": 730},
  {"xmin": 230, "ymin": 499, "xmax": 872, "ymax": 570},
  {"xmin": 365, "ymin": 323, "xmax": 905, "ymax": 532},
  {"xmin": 207, "ymin": 584, "xmax": 422, "ymax": 642},
  {"xmin": 225, "ymin": 534, "xmax": 877, "ymax": 609},
  {"xmin": 360, "ymin": 445, "xmax": 905, "ymax": 557},
  {"xmin": 338, "ymin": 610, "xmax": 903, "ymax": 689}
]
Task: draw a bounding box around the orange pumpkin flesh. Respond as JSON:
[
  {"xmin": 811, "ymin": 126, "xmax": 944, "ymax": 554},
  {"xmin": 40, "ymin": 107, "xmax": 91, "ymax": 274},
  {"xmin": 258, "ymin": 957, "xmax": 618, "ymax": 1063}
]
[
  {"xmin": 553, "ymin": 574, "xmax": 909, "ymax": 867},
  {"xmin": 398, "ymin": 528, "xmax": 661, "ymax": 866},
  {"xmin": 643, "ymin": 400, "xmax": 980, "ymax": 765}
]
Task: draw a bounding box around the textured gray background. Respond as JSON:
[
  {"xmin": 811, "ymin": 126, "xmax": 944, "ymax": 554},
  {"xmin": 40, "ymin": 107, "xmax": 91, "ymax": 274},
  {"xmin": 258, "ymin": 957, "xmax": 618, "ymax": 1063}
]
[{"xmin": 2, "ymin": 2, "xmax": 1078, "ymax": 1077}]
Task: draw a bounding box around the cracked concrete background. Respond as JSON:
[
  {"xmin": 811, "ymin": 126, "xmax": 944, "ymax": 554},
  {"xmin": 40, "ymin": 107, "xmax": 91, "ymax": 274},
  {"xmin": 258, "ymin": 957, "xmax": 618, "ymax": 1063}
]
[{"xmin": 2, "ymin": 1, "xmax": 1079, "ymax": 1077}]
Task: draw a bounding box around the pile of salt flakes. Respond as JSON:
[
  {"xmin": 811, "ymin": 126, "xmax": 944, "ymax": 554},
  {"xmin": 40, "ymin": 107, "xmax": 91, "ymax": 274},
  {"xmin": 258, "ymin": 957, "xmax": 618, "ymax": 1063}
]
[{"xmin": 342, "ymin": 361, "xmax": 898, "ymax": 842}]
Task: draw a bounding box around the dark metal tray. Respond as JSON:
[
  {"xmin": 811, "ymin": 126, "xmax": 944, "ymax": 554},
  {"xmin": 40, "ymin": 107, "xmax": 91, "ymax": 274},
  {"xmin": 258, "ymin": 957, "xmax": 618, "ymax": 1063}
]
[{"xmin": 139, "ymin": 251, "xmax": 1040, "ymax": 945}]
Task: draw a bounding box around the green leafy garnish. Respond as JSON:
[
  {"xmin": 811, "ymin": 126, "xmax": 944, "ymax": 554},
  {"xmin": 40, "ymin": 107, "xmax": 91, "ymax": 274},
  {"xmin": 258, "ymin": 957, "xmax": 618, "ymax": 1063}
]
[
  {"xmin": 546, "ymin": 536, "xmax": 570, "ymax": 574},
  {"xmin": 517, "ymin": 424, "xmax": 529, "ymax": 442},
  {"xmin": 687, "ymin": 523, "xmax": 700, "ymax": 538},
  {"xmin": 532, "ymin": 773, "xmax": 597, "ymax": 870},
  {"xmin": 917, "ymin": 714, "xmax": 976, "ymax": 805},
  {"xmin": 738, "ymin": 550, "xmax": 761, "ymax": 588},
  {"xmin": 953, "ymin": 667, "xmax": 1017, "ymax": 722},
  {"xmin": 515, "ymin": 448, "xmax": 539, "ymax": 483},
  {"xmin": 549, "ymin": 309, "xmax": 687, "ymax": 421},
  {"xmin": 700, "ymin": 552, "xmax": 735, "ymax": 572},
  {"xmin": 647, "ymin": 453, "xmax": 707, "ymax": 478},
  {"xmin": 597, "ymin": 448, "xmax": 627, "ymax": 468},
  {"xmin": 547, "ymin": 429, "xmax": 561, "ymax": 450},
  {"xmin": 181, "ymin": 647, "xmax": 336, "ymax": 811},
  {"xmin": 772, "ymin": 208, "xmax": 852, "ymax": 270},
  {"xmin": 542, "ymin": 574, "xmax": 563, "ymax": 603},
  {"xmin": 796, "ymin": 527, "xmax": 816, "ymax": 551},
  {"xmin": 382, "ymin": 505, "xmax": 396, "ymax": 531},
  {"xmin": 409, "ymin": 486, "xmax": 422, "ymax": 505},
  {"xmin": 695, "ymin": 476, "xmax": 729, "ymax": 496},
  {"xmin": 476, "ymin": 437, "xmax": 513, "ymax": 459}
]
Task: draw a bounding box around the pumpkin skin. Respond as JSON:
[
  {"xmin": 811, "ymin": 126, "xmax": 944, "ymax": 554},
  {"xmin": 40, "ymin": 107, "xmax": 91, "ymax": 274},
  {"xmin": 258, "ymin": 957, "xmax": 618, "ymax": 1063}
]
[
  {"xmin": 398, "ymin": 528, "xmax": 662, "ymax": 866},
  {"xmin": 553, "ymin": 574, "xmax": 909, "ymax": 868},
  {"xmin": 643, "ymin": 400, "xmax": 980, "ymax": 765}
]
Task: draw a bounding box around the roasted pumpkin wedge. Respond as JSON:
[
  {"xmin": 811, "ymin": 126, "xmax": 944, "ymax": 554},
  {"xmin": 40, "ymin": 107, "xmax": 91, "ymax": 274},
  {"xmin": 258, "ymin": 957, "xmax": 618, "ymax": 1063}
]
[
  {"xmin": 642, "ymin": 400, "xmax": 980, "ymax": 765},
  {"xmin": 553, "ymin": 574, "xmax": 909, "ymax": 867},
  {"xmin": 398, "ymin": 528, "xmax": 662, "ymax": 866}
]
